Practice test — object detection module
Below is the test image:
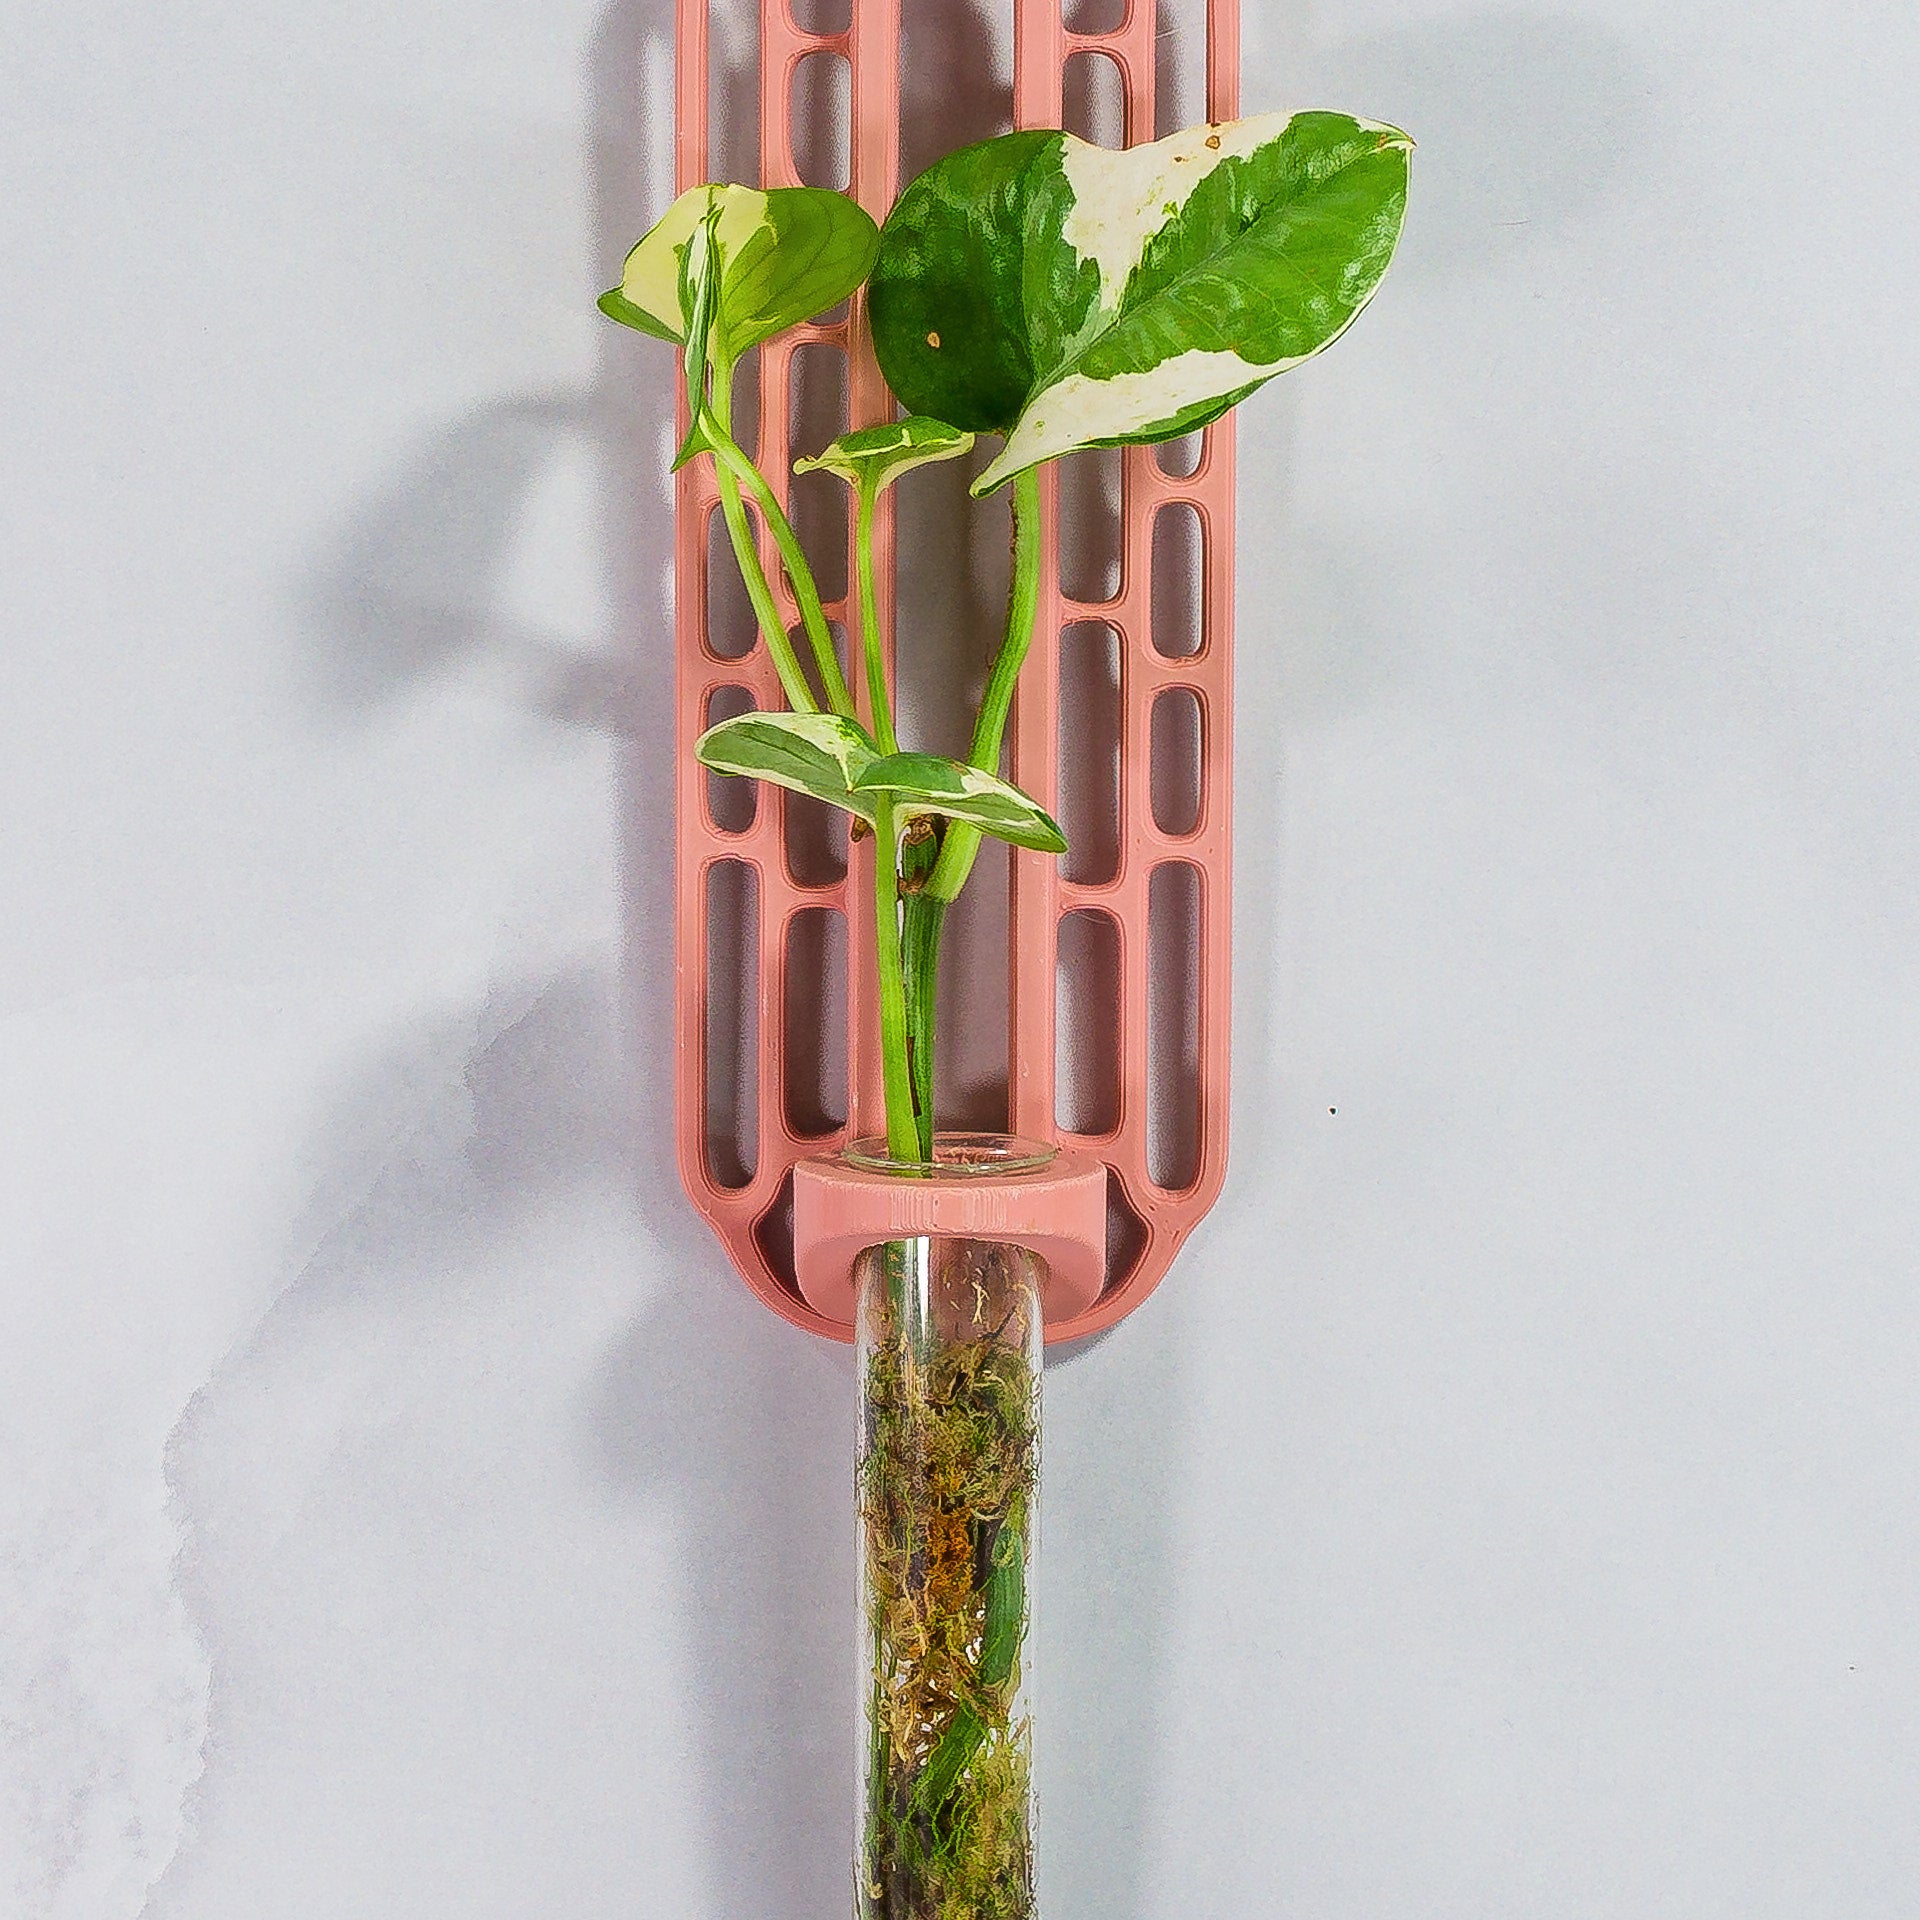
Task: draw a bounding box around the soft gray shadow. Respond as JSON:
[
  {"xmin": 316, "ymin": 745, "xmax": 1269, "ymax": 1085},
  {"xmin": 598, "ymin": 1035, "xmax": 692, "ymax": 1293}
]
[
  {"xmin": 147, "ymin": 964, "xmax": 666, "ymax": 1915},
  {"xmin": 296, "ymin": 385, "xmax": 658, "ymax": 734},
  {"xmin": 580, "ymin": 1258, "xmax": 855, "ymax": 1919},
  {"xmin": 294, "ymin": 0, "xmax": 685, "ymax": 735}
]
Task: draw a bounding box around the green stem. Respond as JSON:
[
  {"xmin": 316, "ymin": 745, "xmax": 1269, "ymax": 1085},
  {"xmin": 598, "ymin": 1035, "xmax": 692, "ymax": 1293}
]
[
  {"xmin": 713, "ymin": 434, "xmax": 856, "ymax": 718},
  {"xmin": 855, "ymin": 471, "xmax": 923, "ymax": 1151},
  {"xmin": 871, "ymin": 803, "xmax": 920, "ymax": 1163},
  {"xmin": 713, "ymin": 466, "xmax": 817, "ymax": 714},
  {"xmin": 703, "ymin": 368, "xmax": 818, "ymax": 714},
  {"xmin": 900, "ymin": 879, "xmax": 940, "ymax": 1162},
  {"xmin": 700, "ymin": 355, "xmax": 852, "ymax": 718},
  {"xmin": 926, "ymin": 465, "xmax": 1045, "ymax": 904},
  {"xmin": 853, "ymin": 481, "xmax": 899, "ymax": 755},
  {"xmin": 893, "ymin": 465, "xmax": 1045, "ymax": 1154}
]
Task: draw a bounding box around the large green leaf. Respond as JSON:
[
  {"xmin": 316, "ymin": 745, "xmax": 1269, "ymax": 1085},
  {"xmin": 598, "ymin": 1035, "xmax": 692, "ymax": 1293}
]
[
  {"xmin": 600, "ymin": 182, "xmax": 880, "ymax": 362},
  {"xmin": 694, "ymin": 711, "xmax": 880, "ymax": 822},
  {"xmin": 853, "ymin": 752, "xmax": 1066, "ymax": 854},
  {"xmin": 864, "ymin": 131, "xmax": 1060, "ymax": 434},
  {"xmin": 869, "ymin": 112, "xmax": 1412, "ymax": 493},
  {"xmin": 793, "ymin": 415, "xmax": 975, "ymax": 495}
]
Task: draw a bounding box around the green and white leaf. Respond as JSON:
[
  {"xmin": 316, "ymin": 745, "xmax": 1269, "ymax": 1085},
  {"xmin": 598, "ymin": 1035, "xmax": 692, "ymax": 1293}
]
[
  {"xmin": 793, "ymin": 416, "xmax": 975, "ymax": 495},
  {"xmin": 695, "ymin": 711, "xmax": 880, "ymax": 823},
  {"xmin": 868, "ymin": 111, "xmax": 1412, "ymax": 493},
  {"xmin": 601, "ymin": 182, "xmax": 881, "ymax": 361},
  {"xmin": 853, "ymin": 752, "xmax": 1067, "ymax": 854}
]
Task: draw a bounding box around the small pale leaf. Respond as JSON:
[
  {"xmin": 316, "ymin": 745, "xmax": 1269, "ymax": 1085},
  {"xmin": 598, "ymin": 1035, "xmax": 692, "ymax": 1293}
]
[
  {"xmin": 695, "ymin": 711, "xmax": 880, "ymax": 822},
  {"xmin": 793, "ymin": 416, "xmax": 976, "ymax": 494},
  {"xmin": 602, "ymin": 182, "xmax": 881, "ymax": 361}
]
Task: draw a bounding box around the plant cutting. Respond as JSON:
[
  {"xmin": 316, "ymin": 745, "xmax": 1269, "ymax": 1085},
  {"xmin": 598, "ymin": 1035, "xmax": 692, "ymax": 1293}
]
[{"xmin": 604, "ymin": 105, "xmax": 1409, "ymax": 1920}]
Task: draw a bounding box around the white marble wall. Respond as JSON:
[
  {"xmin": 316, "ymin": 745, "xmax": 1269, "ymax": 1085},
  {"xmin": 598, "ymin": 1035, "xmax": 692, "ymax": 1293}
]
[{"xmin": 4, "ymin": 1, "xmax": 1916, "ymax": 1915}]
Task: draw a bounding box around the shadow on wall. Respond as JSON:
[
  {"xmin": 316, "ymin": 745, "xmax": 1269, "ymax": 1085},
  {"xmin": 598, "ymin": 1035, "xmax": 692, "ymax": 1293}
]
[{"xmin": 298, "ymin": 390, "xmax": 663, "ymax": 735}]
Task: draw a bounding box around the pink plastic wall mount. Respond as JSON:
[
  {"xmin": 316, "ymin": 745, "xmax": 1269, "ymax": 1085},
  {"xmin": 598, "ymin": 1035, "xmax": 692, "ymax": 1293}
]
[
  {"xmin": 792, "ymin": 1147, "xmax": 1108, "ymax": 1327},
  {"xmin": 672, "ymin": 0, "xmax": 1240, "ymax": 1342}
]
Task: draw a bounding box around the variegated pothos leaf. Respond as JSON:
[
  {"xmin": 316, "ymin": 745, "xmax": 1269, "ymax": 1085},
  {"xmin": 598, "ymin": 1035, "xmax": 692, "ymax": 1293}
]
[
  {"xmin": 695, "ymin": 711, "xmax": 880, "ymax": 823},
  {"xmin": 793, "ymin": 416, "xmax": 976, "ymax": 495},
  {"xmin": 852, "ymin": 752, "xmax": 1067, "ymax": 854},
  {"xmin": 600, "ymin": 182, "xmax": 880, "ymax": 363},
  {"xmin": 869, "ymin": 111, "xmax": 1412, "ymax": 493}
]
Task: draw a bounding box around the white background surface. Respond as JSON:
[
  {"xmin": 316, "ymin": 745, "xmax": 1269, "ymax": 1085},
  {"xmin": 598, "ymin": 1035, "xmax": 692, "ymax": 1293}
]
[{"xmin": 4, "ymin": 1, "xmax": 1917, "ymax": 1915}]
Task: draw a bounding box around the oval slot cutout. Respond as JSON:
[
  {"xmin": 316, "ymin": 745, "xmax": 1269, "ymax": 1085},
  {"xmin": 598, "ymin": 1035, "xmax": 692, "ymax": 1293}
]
[
  {"xmin": 707, "ymin": 0, "xmax": 760, "ymax": 185},
  {"xmin": 783, "ymin": 616, "xmax": 852, "ymax": 760},
  {"xmin": 785, "ymin": 906, "xmax": 848, "ymax": 1136},
  {"xmin": 788, "ymin": 342, "xmax": 848, "ymax": 466},
  {"xmin": 704, "ymin": 858, "xmax": 760, "ymax": 1189},
  {"xmin": 1062, "ymin": 47, "xmax": 1127, "ymax": 149},
  {"xmin": 1149, "ymin": 687, "xmax": 1203, "ymax": 837},
  {"xmin": 1105, "ymin": 1167, "xmax": 1150, "ymax": 1296},
  {"xmin": 790, "ymin": 50, "xmax": 851, "ymax": 190},
  {"xmin": 1056, "ymin": 909, "xmax": 1122, "ymax": 1137},
  {"xmin": 1153, "ymin": 428, "xmax": 1205, "ymax": 479},
  {"xmin": 789, "ymin": 0, "xmax": 850, "ymax": 32},
  {"xmin": 706, "ymin": 501, "xmax": 762, "ymax": 660},
  {"xmin": 784, "ymin": 783, "xmax": 849, "ymax": 888},
  {"xmin": 1058, "ymin": 446, "xmax": 1122, "ymax": 605},
  {"xmin": 752, "ymin": 1167, "xmax": 802, "ymax": 1299},
  {"xmin": 1151, "ymin": 0, "xmax": 1207, "ymax": 139},
  {"xmin": 789, "ymin": 465, "xmax": 848, "ymax": 603},
  {"xmin": 1150, "ymin": 501, "xmax": 1204, "ymax": 658},
  {"xmin": 726, "ymin": 346, "xmax": 762, "ymax": 466},
  {"xmin": 1057, "ymin": 621, "xmax": 1121, "ymax": 885},
  {"xmin": 899, "ymin": 0, "xmax": 1010, "ymax": 181},
  {"xmin": 1146, "ymin": 861, "xmax": 1202, "ymax": 1191},
  {"xmin": 704, "ymin": 685, "xmax": 758, "ymax": 833},
  {"xmin": 934, "ymin": 834, "xmax": 1011, "ymax": 1132}
]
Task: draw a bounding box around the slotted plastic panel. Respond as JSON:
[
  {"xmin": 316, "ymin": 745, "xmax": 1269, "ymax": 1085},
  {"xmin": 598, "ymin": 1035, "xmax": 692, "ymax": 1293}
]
[{"xmin": 673, "ymin": 0, "xmax": 1238, "ymax": 1341}]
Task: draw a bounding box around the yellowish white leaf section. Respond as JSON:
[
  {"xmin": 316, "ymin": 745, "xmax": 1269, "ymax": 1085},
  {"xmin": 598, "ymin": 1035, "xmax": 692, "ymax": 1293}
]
[
  {"xmin": 616, "ymin": 184, "xmax": 776, "ymax": 338},
  {"xmin": 977, "ymin": 350, "xmax": 1270, "ymax": 489},
  {"xmin": 1056, "ymin": 111, "xmax": 1303, "ymax": 313},
  {"xmin": 794, "ymin": 416, "xmax": 975, "ymax": 491}
]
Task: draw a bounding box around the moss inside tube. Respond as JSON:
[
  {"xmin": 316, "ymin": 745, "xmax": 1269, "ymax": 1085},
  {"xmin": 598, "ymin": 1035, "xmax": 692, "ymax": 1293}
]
[{"xmin": 856, "ymin": 1232, "xmax": 1042, "ymax": 1920}]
